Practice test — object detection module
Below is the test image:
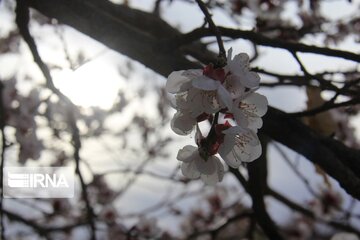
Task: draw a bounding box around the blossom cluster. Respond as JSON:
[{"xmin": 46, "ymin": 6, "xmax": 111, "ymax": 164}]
[
  {"xmin": 1, "ymin": 79, "xmax": 43, "ymax": 164},
  {"xmin": 166, "ymin": 48, "xmax": 268, "ymax": 185}
]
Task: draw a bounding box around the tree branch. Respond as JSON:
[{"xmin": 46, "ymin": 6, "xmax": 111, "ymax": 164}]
[
  {"xmin": 262, "ymin": 107, "xmax": 360, "ymax": 200},
  {"xmin": 28, "ymin": 0, "xmax": 202, "ymax": 76},
  {"xmin": 0, "ymin": 81, "xmax": 7, "ymax": 240},
  {"xmin": 172, "ymin": 27, "xmax": 360, "ymax": 63},
  {"xmin": 287, "ymin": 97, "xmax": 360, "ymax": 117},
  {"xmin": 194, "ymin": 0, "xmax": 226, "ymax": 58},
  {"xmin": 2, "ymin": 208, "xmax": 88, "ymax": 238},
  {"xmin": 268, "ymin": 188, "xmax": 360, "ymax": 235},
  {"xmin": 247, "ymin": 135, "xmax": 285, "ymax": 240}
]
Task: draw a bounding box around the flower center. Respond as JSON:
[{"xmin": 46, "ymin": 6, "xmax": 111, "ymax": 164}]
[{"xmin": 203, "ymin": 64, "xmax": 226, "ymax": 83}]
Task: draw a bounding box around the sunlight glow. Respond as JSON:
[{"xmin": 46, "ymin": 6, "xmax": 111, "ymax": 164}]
[{"xmin": 53, "ymin": 61, "xmax": 122, "ymax": 109}]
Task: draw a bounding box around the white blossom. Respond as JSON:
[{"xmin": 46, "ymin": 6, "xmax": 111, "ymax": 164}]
[
  {"xmin": 177, "ymin": 145, "xmax": 224, "ymax": 185},
  {"xmin": 166, "ymin": 69, "xmax": 232, "ymax": 117},
  {"xmin": 191, "ymin": 73, "xmax": 232, "ymax": 111},
  {"xmin": 218, "ymin": 126, "xmax": 262, "ymax": 168},
  {"xmin": 226, "ymin": 48, "xmax": 260, "ymax": 89},
  {"xmin": 167, "ymin": 48, "xmax": 268, "ymax": 183},
  {"xmin": 136, "ymin": 217, "xmax": 162, "ymax": 238},
  {"xmin": 170, "ymin": 109, "xmax": 197, "ymax": 135},
  {"xmin": 232, "ymin": 92, "xmax": 268, "ymax": 130},
  {"xmin": 166, "ymin": 70, "xmax": 194, "ymax": 94}
]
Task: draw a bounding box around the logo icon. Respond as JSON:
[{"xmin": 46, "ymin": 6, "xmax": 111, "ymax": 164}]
[
  {"xmin": 3, "ymin": 167, "xmax": 74, "ymax": 198},
  {"xmin": 7, "ymin": 173, "xmax": 30, "ymax": 188}
]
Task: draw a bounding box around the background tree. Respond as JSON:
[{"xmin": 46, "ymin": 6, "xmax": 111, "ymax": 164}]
[{"xmin": 0, "ymin": 0, "xmax": 359, "ymax": 239}]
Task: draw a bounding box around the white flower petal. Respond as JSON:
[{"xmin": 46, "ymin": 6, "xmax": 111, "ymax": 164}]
[
  {"xmin": 194, "ymin": 154, "xmax": 216, "ymax": 175},
  {"xmin": 232, "ymin": 93, "xmax": 268, "ymax": 130},
  {"xmin": 166, "ymin": 70, "xmax": 192, "ymax": 93},
  {"xmin": 248, "ymin": 142, "xmax": 262, "ymax": 161},
  {"xmin": 233, "ymin": 107, "xmax": 249, "ymax": 128},
  {"xmin": 227, "ymin": 48, "xmax": 233, "ymax": 64},
  {"xmin": 242, "ymin": 129, "xmax": 260, "ymax": 146},
  {"xmin": 218, "ymin": 132, "xmax": 235, "ymax": 156},
  {"xmin": 222, "ymin": 125, "xmax": 248, "ymax": 135},
  {"xmin": 233, "ymin": 133, "xmax": 261, "ymax": 163},
  {"xmin": 173, "ymin": 92, "xmax": 188, "ymax": 109},
  {"xmin": 192, "ymin": 76, "xmax": 220, "ymax": 91},
  {"xmin": 227, "ymin": 53, "xmax": 250, "ymax": 76},
  {"xmin": 170, "ymin": 111, "xmax": 196, "ymax": 135},
  {"xmin": 219, "ymin": 147, "xmax": 242, "ymax": 168},
  {"xmin": 201, "ymin": 157, "xmax": 224, "ymax": 185},
  {"xmin": 232, "ymin": 53, "xmax": 249, "ymax": 70},
  {"xmin": 217, "ymin": 85, "xmax": 233, "ymax": 110},
  {"xmin": 247, "ymin": 117, "xmax": 263, "ymax": 130},
  {"xmin": 242, "ymin": 71, "xmax": 260, "ymax": 88},
  {"xmin": 177, "ymin": 145, "xmax": 197, "ymax": 162},
  {"xmin": 182, "ymin": 69, "xmax": 202, "ymax": 79},
  {"xmin": 202, "ymin": 97, "xmax": 221, "ymax": 114},
  {"xmin": 181, "ymin": 162, "xmax": 200, "ymax": 179},
  {"xmin": 219, "ymin": 127, "xmax": 262, "ymax": 167},
  {"xmin": 187, "ymin": 87, "xmax": 220, "ymax": 115},
  {"xmin": 243, "ymin": 93, "xmax": 268, "ymax": 117},
  {"xmin": 224, "ymin": 75, "xmax": 246, "ymax": 99}
]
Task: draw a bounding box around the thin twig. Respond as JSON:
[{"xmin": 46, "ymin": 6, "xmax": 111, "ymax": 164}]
[
  {"xmin": 188, "ymin": 211, "xmax": 253, "ymax": 239},
  {"xmin": 272, "ymin": 143, "xmax": 318, "ymax": 197},
  {"xmin": 287, "ymin": 97, "xmax": 360, "ymax": 117},
  {"xmin": 0, "ymin": 81, "xmax": 7, "ymax": 240},
  {"xmin": 68, "ymin": 112, "xmax": 97, "ymax": 240},
  {"xmin": 268, "ymin": 188, "xmax": 360, "ymax": 235},
  {"xmin": 153, "ymin": 0, "xmax": 163, "ymax": 16},
  {"xmin": 2, "ymin": 208, "xmax": 88, "ymax": 237},
  {"xmin": 194, "ymin": 0, "xmax": 226, "ymax": 59},
  {"xmin": 291, "ymin": 51, "xmax": 340, "ymax": 92}
]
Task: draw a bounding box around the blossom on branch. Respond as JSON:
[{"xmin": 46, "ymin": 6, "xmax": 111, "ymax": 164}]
[
  {"xmin": 226, "ymin": 48, "xmax": 260, "ymax": 89},
  {"xmin": 218, "ymin": 126, "xmax": 262, "ymax": 168},
  {"xmin": 177, "ymin": 145, "xmax": 224, "ymax": 185},
  {"xmin": 232, "ymin": 92, "xmax": 268, "ymax": 130},
  {"xmin": 167, "ymin": 48, "xmax": 268, "ymax": 184}
]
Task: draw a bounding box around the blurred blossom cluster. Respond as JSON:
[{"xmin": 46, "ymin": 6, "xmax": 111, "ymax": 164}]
[
  {"xmin": 166, "ymin": 48, "xmax": 268, "ymax": 184},
  {"xmin": 1, "ymin": 78, "xmax": 43, "ymax": 163},
  {"xmin": 283, "ymin": 189, "xmax": 347, "ymax": 240},
  {"xmin": 231, "ymin": 0, "xmax": 360, "ymax": 43}
]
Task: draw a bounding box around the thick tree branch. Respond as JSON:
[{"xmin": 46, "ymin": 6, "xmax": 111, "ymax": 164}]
[
  {"xmin": 261, "ymin": 107, "xmax": 360, "ymax": 200},
  {"xmin": 247, "ymin": 135, "xmax": 284, "ymax": 240},
  {"xmin": 28, "ymin": 0, "xmax": 202, "ymax": 76}
]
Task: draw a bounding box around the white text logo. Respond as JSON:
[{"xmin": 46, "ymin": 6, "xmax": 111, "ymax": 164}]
[{"xmin": 3, "ymin": 167, "xmax": 74, "ymax": 198}]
